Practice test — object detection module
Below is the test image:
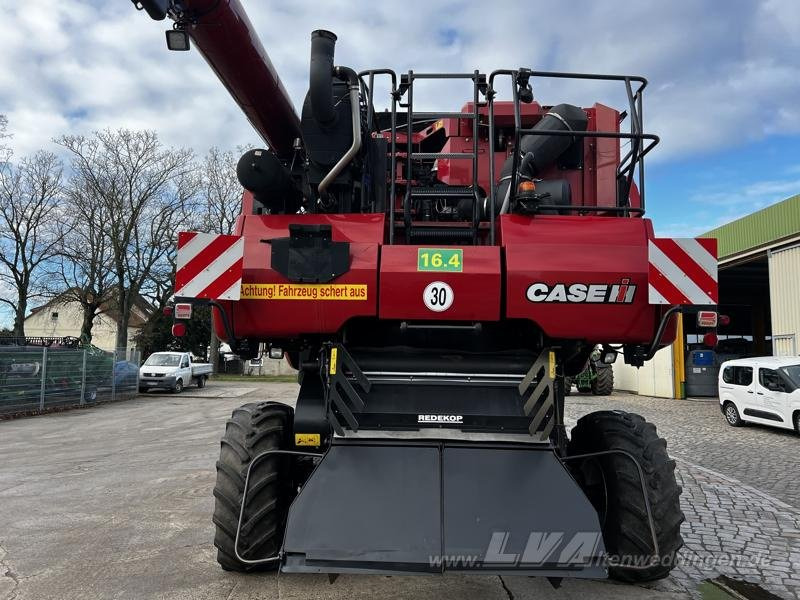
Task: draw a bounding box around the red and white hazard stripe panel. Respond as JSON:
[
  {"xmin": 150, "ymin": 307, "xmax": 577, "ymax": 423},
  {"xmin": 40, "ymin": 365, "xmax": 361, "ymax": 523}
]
[
  {"xmin": 648, "ymin": 237, "xmax": 718, "ymax": 305},
  {"xmin": 174, "ymin": 232, "xmax": 244, "ymax": 301}
]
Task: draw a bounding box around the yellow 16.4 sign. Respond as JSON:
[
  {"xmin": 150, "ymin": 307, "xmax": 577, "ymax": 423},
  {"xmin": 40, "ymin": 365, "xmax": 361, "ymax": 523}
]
[{"xmin": 417, "ymin": 248, "xmax": 463, "ymax": 272}]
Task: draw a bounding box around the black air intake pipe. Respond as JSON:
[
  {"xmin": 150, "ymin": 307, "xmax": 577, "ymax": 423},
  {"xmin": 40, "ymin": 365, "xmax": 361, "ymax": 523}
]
[
  {"xmin": 237, "ymin": 149, "xmax": 300, "ymax": 213},
  {"xmin": 309, "ymin": 30, "xmax": 338, "ymax": 127},
  {"xmin": 493, "ymin": 103, "xmax": 588, "ymax": 215}
]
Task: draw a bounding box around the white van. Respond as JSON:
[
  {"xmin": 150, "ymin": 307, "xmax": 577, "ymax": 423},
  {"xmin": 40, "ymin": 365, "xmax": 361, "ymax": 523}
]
[{"xmin": 718, "ymin": 356, "xmax": 800, "ymax": 433}]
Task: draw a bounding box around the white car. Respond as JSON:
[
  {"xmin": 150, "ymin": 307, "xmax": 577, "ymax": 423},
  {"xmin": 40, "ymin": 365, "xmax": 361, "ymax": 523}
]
[{"xmin": 718, "ymin": 356, "xmax": 800, "ymax": 433}]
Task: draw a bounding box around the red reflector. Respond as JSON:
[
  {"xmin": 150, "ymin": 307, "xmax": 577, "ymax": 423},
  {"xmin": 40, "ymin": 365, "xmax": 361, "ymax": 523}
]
[
  {"xmin": 174, "ymin": 303, "xmax": 192, "ymax": 320},
  {"xmin": 696, "ymin": 311, "xmax": 718, "ymax": 328},
  {"xmin": 702, "ymin": 332, "xmax": 718, "ymax": 348},
  {"xmin": 172, "ymin": 323, "xmax": 187, "ymax": 337},
  {"xmin": 162, "ymin": 305, "xmax": 173, "ymax": 317},
  {"xmin": 719, "ymin": 314, "xmax": 731, "ymax": 326}
]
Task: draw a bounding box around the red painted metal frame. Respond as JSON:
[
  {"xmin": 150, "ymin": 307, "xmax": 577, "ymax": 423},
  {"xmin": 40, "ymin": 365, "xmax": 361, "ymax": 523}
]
[
  {"xmin": 179, "ymin": 0, "xmax": 301, "ymax": 157},
  {"xmin": 502, "ymin": 214, "xmax": 662, "ymax": 343},
  {"xmin": 211, "ymin": 211, "xmax": 676, "ymax": 347}
]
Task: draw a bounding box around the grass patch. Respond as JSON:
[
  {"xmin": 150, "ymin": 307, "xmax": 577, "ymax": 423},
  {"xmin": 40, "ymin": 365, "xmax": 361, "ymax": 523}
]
[{"xmin": 211, "ymin": 374, "xmax": 298, "ymax": 383}]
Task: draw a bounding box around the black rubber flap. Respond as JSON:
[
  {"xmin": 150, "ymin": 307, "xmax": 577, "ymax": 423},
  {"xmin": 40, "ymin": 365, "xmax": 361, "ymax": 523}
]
[
  {"xmin": 443, "ymin": 446, "xmax": 605, "ymax": 576},
  {"xmin": 270, "ymin": 224, "xmax": 350, "ymax": 283},
  {"xmin": 282, "ymin": 442, "xmax": 605, "ymax": 577},
  {"xmin": 282, "ymin": 443, "xmax": 442, "ymax": 572}
]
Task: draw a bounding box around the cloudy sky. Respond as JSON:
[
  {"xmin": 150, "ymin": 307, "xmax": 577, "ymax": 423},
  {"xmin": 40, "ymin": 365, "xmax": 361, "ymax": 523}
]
[{"xmin": 1, "ymin": 0, "xmax": 799, "ymax": 240}]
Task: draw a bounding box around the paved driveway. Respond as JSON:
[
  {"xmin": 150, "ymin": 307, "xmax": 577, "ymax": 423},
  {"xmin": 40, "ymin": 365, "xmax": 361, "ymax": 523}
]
[
  {"xmin": 0, "ymin": 384, "xmax": 797, "ymax": 599},
  {"xmin": 565, "ymin": 393, "xmax": 800, "ymax": 599}
]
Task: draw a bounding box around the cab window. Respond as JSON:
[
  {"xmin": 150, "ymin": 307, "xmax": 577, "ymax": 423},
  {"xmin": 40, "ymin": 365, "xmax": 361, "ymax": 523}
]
[
  {"xmin": 722, "ymin": 366, "xmax": 752, "ymax": 386},
  {"xmin": 736, "ymin": 367, "xmax": 752, "ymax": 386},
  {"xmin": 722, "ymin": 367, "xmax": 734, "ymax": 384},
  {"xmin": 759, "ymin": 368, "xmax": 786, "ymax": 392}
]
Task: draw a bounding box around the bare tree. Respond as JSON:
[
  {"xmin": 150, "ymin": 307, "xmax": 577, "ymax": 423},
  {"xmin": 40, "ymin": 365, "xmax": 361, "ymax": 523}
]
[
  {"xmin": 203, "ymin": 147, "xmax": 241, "ymax": 234},
  {"xmin": 0, "ymin": 151, "xmax": 64, "ymax": 336},
  {"xmin": 0, "ymin": 115, "xmax": 10, "ymax": 161},
  {"xmin": 201, "ymin": 147, "xmax": 242, "ymax": 371},
  {"xmin": 58, "ymin": 129, "xmax": 198, "ymax": 350},
  {"xmin": 47, "ymin": 178, "xmax": 117, "ymax": 343}
]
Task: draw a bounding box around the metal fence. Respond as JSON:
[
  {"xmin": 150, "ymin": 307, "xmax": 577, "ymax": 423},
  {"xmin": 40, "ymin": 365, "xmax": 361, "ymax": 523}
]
[{"xmin": 0, "ymin": 346, "xmax": 141, "ymax": 417}]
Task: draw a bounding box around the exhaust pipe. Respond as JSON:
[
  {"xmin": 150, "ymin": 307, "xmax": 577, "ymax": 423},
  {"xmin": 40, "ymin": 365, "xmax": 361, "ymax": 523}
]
[
  {"xmin": 317, "ymin": 68, "xmax": 362, "ymax": 199},
  {"xmin": 308, "ymin": 30, "xmax": 362, "ymax": 199},
  {"xmin": 309, "ymin": 30, "xmax": 338, "ymax": 127}
]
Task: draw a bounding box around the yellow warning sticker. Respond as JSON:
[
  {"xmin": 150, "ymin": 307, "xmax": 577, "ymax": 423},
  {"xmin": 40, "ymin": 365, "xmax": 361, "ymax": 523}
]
[
  {"xmin": 329, "ymin": 347, "xmax": 338, "ymax": 375},
  {"xmin": 240, "ymin": 283, "xmax": 368, "ymax": 301},
  {"xmin": 295, "ymin": 433, "xmax": 321, "ymax": 446},
  {"xmin": 548, "ymin": 351, "xmax": 556, "ymax": 380}
]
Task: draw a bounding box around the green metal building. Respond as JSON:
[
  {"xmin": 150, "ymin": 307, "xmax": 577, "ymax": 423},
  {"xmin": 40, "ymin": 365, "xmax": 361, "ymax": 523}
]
[
  {"xmin": 613, "ymin": 194, "xmax": 800, "ymax": 399},
  {"xmin": 701, "ymin": 193, "xmax": 800, "ymax": 357}
]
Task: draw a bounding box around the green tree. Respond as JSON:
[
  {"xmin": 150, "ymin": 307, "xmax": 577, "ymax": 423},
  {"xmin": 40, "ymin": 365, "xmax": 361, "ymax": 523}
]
[{"xmin": 136, "ymin": 305, "xmax": 211, "ymax": 362}]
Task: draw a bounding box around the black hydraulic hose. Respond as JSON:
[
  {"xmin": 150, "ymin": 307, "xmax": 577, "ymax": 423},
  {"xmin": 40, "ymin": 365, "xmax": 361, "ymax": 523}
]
[
  {"xmin": 309, "ymin": 30, "xmax": 338, "ymax": 127},
  {"xmin": 493, "ymin": 103, "xmax": 588, "ymax": 216}
]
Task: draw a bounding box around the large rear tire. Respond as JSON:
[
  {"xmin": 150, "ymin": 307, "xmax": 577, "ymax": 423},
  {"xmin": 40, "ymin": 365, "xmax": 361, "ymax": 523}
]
[
  {"xmin": 568, "ymin": 410, "xmax": 684, "ymax": 582},
  {"xmin": 591, "ymin": 366, "xmax": 614, "ymax": 395},
  {"xmin": 212, "ymin": 401, "xmax": 294, "ymax": 572}
]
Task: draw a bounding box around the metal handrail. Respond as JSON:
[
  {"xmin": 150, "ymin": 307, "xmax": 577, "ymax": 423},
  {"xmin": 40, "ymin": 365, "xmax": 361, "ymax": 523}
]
[
  {"xmin": 487, "ymin": 68, "xmax": 658, "ymax": 223},
  {"xmin": 397, "ymin": 71, "xmax": 485, "ymax": 245},
  {"xmin": 359, "ymin": 69, "xmax": 398, "ymax": 240}
]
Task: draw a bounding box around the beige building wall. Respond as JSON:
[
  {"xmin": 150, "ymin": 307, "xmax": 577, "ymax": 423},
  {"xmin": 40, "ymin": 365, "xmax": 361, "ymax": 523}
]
[
  {"xmin": 25, "ymin": 300, "xmax": 142, "ymax": 354},
  {"xmin": 612, "ymin": 345, "xmax": 675, "ymax": 398},
  {"xmin": 768, "ymin": 245, "xmax": 800, "ymax": 356}
]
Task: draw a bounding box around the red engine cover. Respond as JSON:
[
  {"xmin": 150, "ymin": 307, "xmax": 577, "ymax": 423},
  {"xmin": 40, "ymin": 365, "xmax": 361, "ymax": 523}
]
[
  {"xmin": 502, "ymin": 214, "xmax": 659, "ymax": 343},
  {"xmin": 220, "ymin": 214, "xmax": 384, "ymax": 338},
  {"xmin": 379, "ymin": 246, "xmax": 501, "ymax": 321},
  {"xmin": 212, "ymin": 212, "xmax": 669, "ymax": 346}
]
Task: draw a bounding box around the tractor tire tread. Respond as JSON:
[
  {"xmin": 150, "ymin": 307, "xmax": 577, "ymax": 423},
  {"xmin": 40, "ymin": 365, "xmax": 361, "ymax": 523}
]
[
  {"xmin": 568, "ymin": 410, "xmax": 684, "ymax": 583},
  {"xmin": 591, "ymin": 366, "xmax": 614, "ymax": 395},
  {"xmin": 212, "ymin": 401, "xmax": 292, "ymax": 572}
]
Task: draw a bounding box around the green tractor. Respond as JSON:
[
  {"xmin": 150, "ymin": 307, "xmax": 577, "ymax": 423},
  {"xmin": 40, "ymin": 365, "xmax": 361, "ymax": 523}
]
[{"xmin": 565, "ymin": 345, "xmax": 614, "ymax": 396}]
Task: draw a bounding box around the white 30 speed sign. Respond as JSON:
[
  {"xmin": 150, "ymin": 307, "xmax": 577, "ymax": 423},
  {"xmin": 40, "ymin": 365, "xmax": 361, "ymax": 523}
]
[{"xmin": 423, "ymin": 281, "xmax": 454, "ymax": 312}]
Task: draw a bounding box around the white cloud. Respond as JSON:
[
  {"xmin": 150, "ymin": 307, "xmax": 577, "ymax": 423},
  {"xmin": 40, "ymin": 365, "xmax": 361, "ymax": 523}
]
[
  {"xmin": 690, "ymin": 177, "xmax": 800, "ymax": 207},
  {"xmin": 0, "ymin": 0, "xmax": 798, "ymax": 164},
  {"xmin": 654, "ymin": 173, "xmax": 800, "ymax": 237}
]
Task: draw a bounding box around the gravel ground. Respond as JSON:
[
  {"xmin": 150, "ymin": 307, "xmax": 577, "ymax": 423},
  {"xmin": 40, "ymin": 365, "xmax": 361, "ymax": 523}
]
[{"xmin": 0, "ymin": 383, "xmax": 797, "ymax": 599}]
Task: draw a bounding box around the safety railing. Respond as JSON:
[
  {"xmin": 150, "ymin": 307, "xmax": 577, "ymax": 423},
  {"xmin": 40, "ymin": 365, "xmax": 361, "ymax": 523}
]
[{"xmin": 487, "ymin": 69, "xmax": 660, "ymax": 242}]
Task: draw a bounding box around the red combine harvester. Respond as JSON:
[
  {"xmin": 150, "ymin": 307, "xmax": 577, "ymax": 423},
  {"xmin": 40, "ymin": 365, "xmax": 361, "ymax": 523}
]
[{"xmin": 134, "ymin": 0, "xmax": 718, "ymax": 584}]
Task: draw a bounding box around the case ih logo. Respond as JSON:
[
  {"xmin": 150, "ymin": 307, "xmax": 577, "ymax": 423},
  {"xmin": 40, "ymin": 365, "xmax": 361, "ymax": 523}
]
[
  {"xmin": 526, "ymin": 279, "xmax": 637, "ymax": 304},
  {"xmin": 418, "ymin": 414, "xmax": 464, "ymax": 424}
]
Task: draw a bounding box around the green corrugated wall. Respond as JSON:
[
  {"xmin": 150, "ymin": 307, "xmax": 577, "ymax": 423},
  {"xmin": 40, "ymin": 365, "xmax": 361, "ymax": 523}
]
[{"xmin": 701, "ymin": 194, "xmax": 800, "ymax": 259}]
